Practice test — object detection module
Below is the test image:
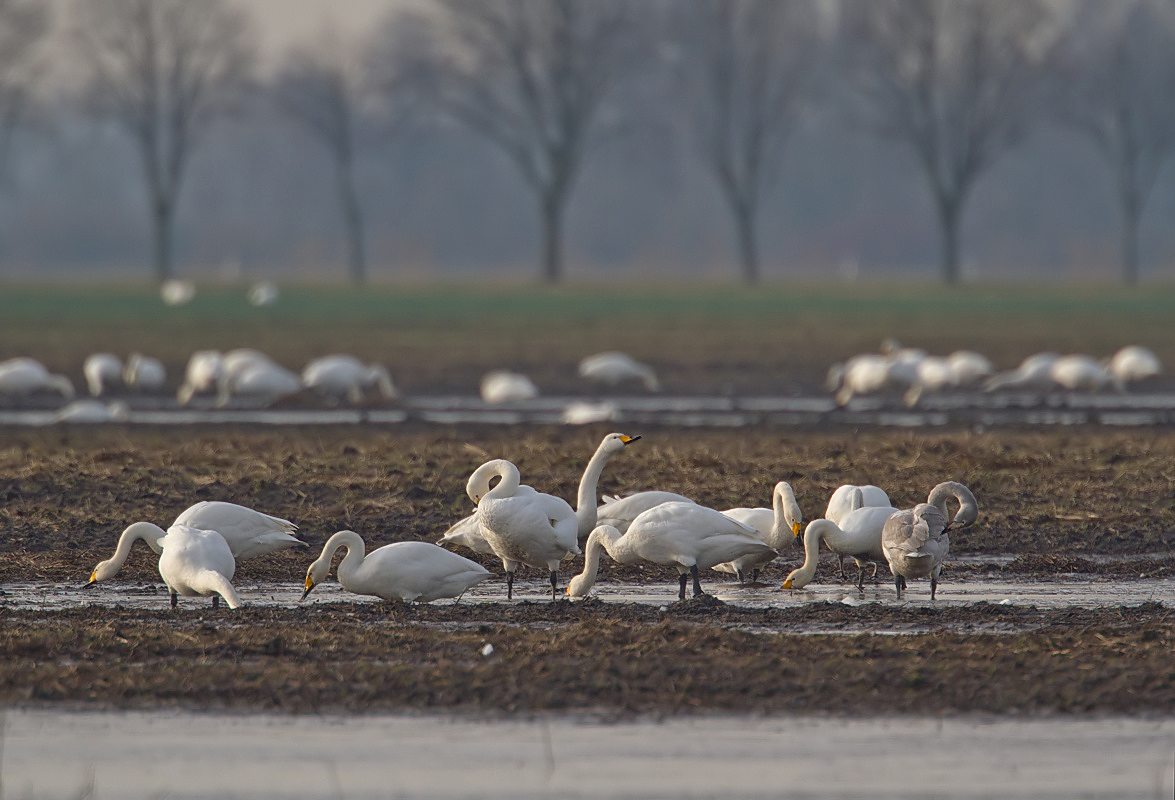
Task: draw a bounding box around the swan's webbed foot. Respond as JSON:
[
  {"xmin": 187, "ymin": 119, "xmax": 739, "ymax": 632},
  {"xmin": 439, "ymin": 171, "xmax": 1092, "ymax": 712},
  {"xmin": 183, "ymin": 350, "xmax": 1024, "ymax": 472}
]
[
  {"xmin": 690, "ymin": 564, "xmax": 704, "ymax": 598},
  {"xmin": 678, "ymin": 573, "xmax": 688, "ymax": 601}
]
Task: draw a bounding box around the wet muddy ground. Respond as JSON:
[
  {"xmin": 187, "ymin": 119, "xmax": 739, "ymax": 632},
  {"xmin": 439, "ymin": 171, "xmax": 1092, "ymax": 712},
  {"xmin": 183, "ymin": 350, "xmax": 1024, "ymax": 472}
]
[{"xmin": 1, "ymin": 425, "xmax": 1173, "ymax": 716}]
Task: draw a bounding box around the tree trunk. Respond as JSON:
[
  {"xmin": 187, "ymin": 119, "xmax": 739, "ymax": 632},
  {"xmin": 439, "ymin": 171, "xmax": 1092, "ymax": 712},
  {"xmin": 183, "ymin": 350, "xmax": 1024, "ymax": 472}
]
[
  {"xmin": 337, "ymin": 152, "xmax": 367, "ymax": 286},
  {"xmin": 734, "ymin": 201, "xmax": 760, "ymax": 285},
  {"xmin": 936, "ymin": 195, "xmax": 961, "ymax": 286},
  {"xmin": 540, "ymin": 191, "xmax": 564, "ymax": 284},
  {"xmin": 152, "ymin": 195, "xmax": 173, "ymax": 283}
]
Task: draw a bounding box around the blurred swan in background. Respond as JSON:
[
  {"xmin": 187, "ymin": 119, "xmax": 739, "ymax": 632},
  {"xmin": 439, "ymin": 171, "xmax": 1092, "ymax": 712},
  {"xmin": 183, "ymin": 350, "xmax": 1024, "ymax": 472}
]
[
  {"xmin": 480, "ymin": 370, "xmax": 539, "ymax": 403},
  {"xmin": 983, "ymin": 352, "xmax": 1060, "ymax": 392},
  {"xmin": 160, "ymin": 279, "xmax": 195, "ymax": 306},
  {"xmin": 53, "ymin": 399, "xmax": 129, "ymax": 424},
  {"xmin": 304, "ymin": 531, "xmax": 491, "ymax": 603},
  {"xmin": 216, "ymin": 354, "xmax": 301, "ymax": 407},
  {"xmin": 826, "ymin": 354, "xmax": 918, "ymax": 406},
  {"xmin": 83, "ymin": 353, "xmax": 123, "ymax": 396},
  {"xmin": 303, "ymin": 355, "xmax": 397, "ymax": 404},
  {"xmin": 123, "ymin": 353, "xmax": 166, "ymax": 392},
  {"xmin": 578, "ymin": 351, "xmax": 659, "ymax": 391},
  {"xmin": 0, "ymin": 358, "xmax": 75, "ymax": 399},
  {"xmin": 177, "ymin": 350, "xmax": 224, "ymax": 404},
  {"xmin": 247, "ymin": 281, "xmax": 279, "ymax": 307},
  {"xmin": 1050, "ymin": 354, "xmax": 1121, "ymax": 392},
  {"xmin": 1107, "ymin": 345, "xmax": 1161, "ymax": 384}
]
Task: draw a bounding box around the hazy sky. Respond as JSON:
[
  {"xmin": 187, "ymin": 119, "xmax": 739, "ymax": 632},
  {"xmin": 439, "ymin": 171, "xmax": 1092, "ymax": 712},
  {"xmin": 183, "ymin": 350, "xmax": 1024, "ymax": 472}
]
[{"xmin": 241, "ymin": 0, "xmax": 402, "ymax": 65}]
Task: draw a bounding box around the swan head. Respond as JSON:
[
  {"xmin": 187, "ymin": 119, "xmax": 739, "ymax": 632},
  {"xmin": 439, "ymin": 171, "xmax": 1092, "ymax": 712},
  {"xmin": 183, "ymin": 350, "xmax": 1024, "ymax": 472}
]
[
  {"xmin": 88, "ymin": 558, "xmax": 117, "ymax": 584},
  {"xmin": 465, "ymin": 458, "xmax": 516, "ymax": 503},
  {"xmin": 781, "ymin": 567, "xmax": 809, "ymax": 590},
  {"xmin": 602, "ymin": 433, "xmax": 641, "ymax": 453},
  {"xmin": 775, "ymin": 481, "xmax": 803, "ymax": 539},
  {"xmin": 302, "ymin": 558, "xmax": 331, "ymax": 600}
]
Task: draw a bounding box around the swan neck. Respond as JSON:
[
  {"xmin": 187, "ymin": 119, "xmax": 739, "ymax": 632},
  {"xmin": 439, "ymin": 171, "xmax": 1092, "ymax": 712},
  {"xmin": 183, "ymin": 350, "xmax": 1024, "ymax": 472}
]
[
  {"xmin": 485, "ymin": 461, "xmax": 521, "ymax": 499},
  {"xmin": 572, "ymin": 529, "xmax": 608, "ymax": 594},
  {"xmin": 795, "ymin": 523, "xmax": 825, "ymax": 583},
  {"xmin": 322, "ymin": 530, "xmax": 366, "ymax": 584},
  {"xmin": 119, "ymin": 521, "xmax": 166, "ymax": 562},
  {"xmin": 575, "ymin": 442, "xmax": 616, "ymax": 536}
]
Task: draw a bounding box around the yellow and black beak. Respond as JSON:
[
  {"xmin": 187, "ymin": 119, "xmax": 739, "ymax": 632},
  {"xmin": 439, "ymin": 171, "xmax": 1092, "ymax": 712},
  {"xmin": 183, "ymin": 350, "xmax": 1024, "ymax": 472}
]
[
  {"xmin": 782, "ymin": 579, "xmax": 794, "ymax": 590},
  {"xmin": 301, "ymin": 575, "xmax": 315, "ymax": 601},
  {"xmin": 792, "ymin": 522, "xmax": 802, "ymax": 537},
  {"xmin": 83, "ymin": 570, "xmax": 98, "ymax": 589},
  {"xmin": 620, "ymin": 435, "xmax": 641, "ymax": 445}
]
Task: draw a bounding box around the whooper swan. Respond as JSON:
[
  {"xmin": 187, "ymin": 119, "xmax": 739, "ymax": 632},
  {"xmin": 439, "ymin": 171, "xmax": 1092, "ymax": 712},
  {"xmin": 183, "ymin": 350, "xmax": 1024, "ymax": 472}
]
[
  {"xmin": 715, "ymin": 481, "xmax": 803, "ymax": 583},
  {"xmin": 782, "ymin": 503, "xmax": 899, "ymax": 591},
  {"xmin": 157, "ymin": 523, "xmax": 241, "ymax": 609}
]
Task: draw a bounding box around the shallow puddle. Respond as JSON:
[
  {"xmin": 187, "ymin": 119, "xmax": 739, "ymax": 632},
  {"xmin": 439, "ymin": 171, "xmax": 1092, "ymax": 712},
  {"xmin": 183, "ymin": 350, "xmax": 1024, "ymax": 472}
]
[{"xmin": 3, "ymin": 710, "xmax": 1172, "ymax": 799}]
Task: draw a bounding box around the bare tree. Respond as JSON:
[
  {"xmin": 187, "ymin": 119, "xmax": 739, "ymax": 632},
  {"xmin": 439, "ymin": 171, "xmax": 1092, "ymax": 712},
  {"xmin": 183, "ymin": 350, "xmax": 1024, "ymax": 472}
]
[
  {"xmin": 74, "ymin": 0, "xmax": 253, "ymax": 283},
  {"xmin": 0, "ymin": 0, "xmax": 47, "ymax": 176},
  {"xmin": 413, "ymin": 0, "xmax": 645, "ymax": 283},
  {"xmin": 274, "ymin": 33, "xmax": 373, "ymax": 286},
  {"xmin": 1057, "ymin": 1, "xmax": 1175, "ymax": 286},
  {"xmin": 840, "ymin": 0, "xmax": 1061, "ymax": 284},
  {"xmin": 676, "ymin": 0, "xmax": 822, "ymax": 284}
]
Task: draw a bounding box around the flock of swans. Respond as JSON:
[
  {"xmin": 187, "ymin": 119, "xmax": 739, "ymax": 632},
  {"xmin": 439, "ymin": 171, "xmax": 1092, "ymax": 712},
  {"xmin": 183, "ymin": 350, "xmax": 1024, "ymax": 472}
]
[
  {"xmin": 827, "ymin": 341, "xmax": 1162, "ymax": 406},
  {"xmin": 84, "ymin": 432, "xmax": 978, "ymax": 609}
]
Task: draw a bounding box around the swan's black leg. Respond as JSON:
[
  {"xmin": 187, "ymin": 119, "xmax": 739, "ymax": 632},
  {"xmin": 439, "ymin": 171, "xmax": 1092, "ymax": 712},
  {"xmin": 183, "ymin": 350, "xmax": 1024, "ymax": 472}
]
[
  {"xmin": 894, "ymin": 573, "xmax": 904, "ymax": 599},
  {"xmin": 691, "ymin": 564, "xmax": 704, "ymax": 597},
  {"xmin": 212, "ymin": 595, "xmax": 219, "ymax": 609},
  {"xmin": 678, "ymin": 573, "xmax": 688, "ymax": 601},
  {"xmin": 931, "ymin": 575, "xmax": 938, "ymax": 601},
  {"xmin": 170, "ymin": 590, "xmax": 178, "ymax": 608},
  {"xmin": 507, "ymin": 571, "xmax": 515, "ymax": 600},
  {"xmin": 857, "ymin": 564, "xmax": 866, "ymax": 592},
  {"xmin": 549, "ymin": 570, "xmax": 558, "ymax": 601},
  {"xmin": 837, "ymin": 554, "xmax": 846, "ymax": 579},
  {"xmin": 735, "ymin": 568, "xmax": 746, "ymax": 584},
  {"xmin": 751, "ymin": 568, "xmax": 760, "ymax": 584}
]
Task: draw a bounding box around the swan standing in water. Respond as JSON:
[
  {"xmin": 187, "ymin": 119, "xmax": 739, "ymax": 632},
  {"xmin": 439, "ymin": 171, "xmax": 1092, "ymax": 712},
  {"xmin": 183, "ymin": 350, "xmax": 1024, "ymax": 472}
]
[
  {"xmin": 595, "ymin": 491, "xmax": 696, "ymax": 534},
  {"xmin": 782, "ymin": 505, "xmax": 899, "ymax": 591},
  {"xmin": 302, "ymin": 355, "xmax": 397, "ymax": 404},
  {"xmin": 83, "ymin": 353, "xmax": 123, "ymax": 396},
  {"xmin": 467, "ymin": 458, "xmax": 580, "ymax": 600},
  {"xmin": 441, "ymin": 433, "xmax": 641, "ymax": 553},
  {"xmin": 157, "ymin": 524, "xmax": 241, "ymax": 609},
  {"xmin": 715, "ymin": 481, "xmax": 803, "ymax": 583},
  {"xmin": 882, "ymin": 503, "xmax": 950, "ymax": 600},
  {"xmin": 824, "ymin": 484, "xmax": 892, "ymax": 577},
  {"xmin": 567, "ymin": 503, "xmax": 774, "ymax": 601},
  {"xmin": 88, "ymin": 501, "xmax": 305, "ymax": 583},
  {"xmin": 577, "ymin": 352, "xmax": 660, "ymax": 391},
  {"xmin": 0, "ymin": 358, "xmax": 75, "ymax": 399},
  {"xmin": 303, "ymin": 531, "xmax": 491, "ymax": 603}
]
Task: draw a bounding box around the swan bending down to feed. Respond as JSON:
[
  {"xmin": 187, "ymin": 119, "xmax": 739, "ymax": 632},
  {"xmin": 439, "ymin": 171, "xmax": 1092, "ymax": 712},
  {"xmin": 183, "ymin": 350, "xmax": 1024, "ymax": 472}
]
[
  {"xmin": 88, "ymin": 501, "xmax": 305, "ymax": 583},
  {"xmin": 440, "ymin": 432, "xmax": 641, "ymax": 555},
  {"xmin": 567, "ymin": 502, "xmax": 774, "ymax": 601},
  {"xmin": 467, "ymin": 458, "xmax": 580, "ymax": 600},
  {"xmin": 303, "ymin": 531, "xmax": 491, "ymax": 603},
  {"xmin": 83, "ymin": 353, "xmax": 123, "ymax": 396},
  {"xmin": 714, "ymin": 481, "xmax": 803, "ymax": 583},
  {"xmin": 302, "ymin": 355, "xmax": 397, "ymax": 403},
  {"xmin": 823, "ymin": 484, "xmax": 892, "ymax": 576},
  {"xmin": 0, "ymin": 358, "xmax": 75, "ymax": 399},
  {"xmin": 157, "ymin": 524, "xmax": 241, "ymax": 609},
  {"xmin": 480, "ymin": 370, "xmax": 539, "ymax": 403},
  {"xmin": 782, "ymin": 504, "xmax": 899, "ymax": 591},
  {"xmin": 882, "ymin": 481, "xmax": 978, "ymax": 600},
  {"xmin": 577, "ymin": 352, "xmax": 659, "ymax": 391},
  {"xmin": 123, "ymin": 353, "xmax": 166, "ymax": 392}
]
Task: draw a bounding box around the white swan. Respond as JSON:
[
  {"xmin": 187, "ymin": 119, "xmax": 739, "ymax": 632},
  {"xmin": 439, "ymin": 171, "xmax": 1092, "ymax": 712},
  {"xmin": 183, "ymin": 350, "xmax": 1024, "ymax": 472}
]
[
  {"xmin": 157, "ymin": 523, "xmax": 241, "ymax": 609},
  {"xmin": 595, "ymin": 491, "xmax": 696, "ymax": 534},
  {"xmin": 882, "ymin": 502, "xmax": 950, "ymax": 600},
  {"xmin": 577, "ymin": 351, "xmax": 659, "ymax": 391},
  {"xmin": 302, "ymin": 355, "xmax": 396, "ymax": 403},
  {"xmin": 782, "ymin": 506, "xmax": 898, "ymax": 591},
  {"xmin": 1050, "ymin": 354, "xmax": 1121, "ymax": 392},
  {"xmin": 123, "ymin": 353, "xmax": 166, "ymax": 392},
  {"xmin": 714, "ymin": 481, "xmax": 803, "ymax": 583},
  {"xmin": 824, "ymin": 484, "xmax": 892, "ymax": 577},
  {"xmin": 88, "ymin": 501, "xmax": 305, "ymax": 583},
  {"xmin": 0, "ymin": 358, "xmax": 75, "ymax": 399},
  {"xmin": 947, "ymin": 350, "xmax": 995, "ymax": 387},
  {"xmin": 216, "ymin": 360, "xmax": 303, "ymax": 407},
  {"xmin": 248, "ymin": 281, "xmax": 279, "ymax": 307},
  {"xmin": 826, "ymin": 354, "xmax": 918, "ymax": 406},
  {"xmin": 83, "ymin": 353, "xmax": 123, "ymax": 396},
  {"xmin": 479, "ymin": 370, "xmax": 539, "ymax": 403},
  {"xmin": 467, "ymin": 458, "xmax": 580, "ymax": 600},
  {"xmin": 983, "ymin": 352, "xmax": 1060, "ymax": 392},
  {"xmin": 567, "ymin": 503, "xmax": 774, "ymax": 601},
  {"xmin": 1108, "ymin": 345, "xmax": 1161, "ymax": 384},
  {"xmin": 160, "ymin": 279, "xmax": 195, "ymax": 306},
  {"xmin": 53, "ymin": 399, "xmax": 130, "ymax": 424},
  {"xmin": 441, "ymin": 433, "xmax": 640, "ymax": 554},
  {"xmin": 303, "ymin": 531, "xmax": 491, "ymax": 603},
  {"xmin": 177, "ymin": 350, "xmax": 223, "ymax": 404}
]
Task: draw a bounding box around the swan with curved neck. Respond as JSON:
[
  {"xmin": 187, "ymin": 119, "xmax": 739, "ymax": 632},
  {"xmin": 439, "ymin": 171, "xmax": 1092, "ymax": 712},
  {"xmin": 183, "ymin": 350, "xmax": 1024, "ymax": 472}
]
[
  {"xmin": 303, "ymin": 530, "xmax": 491, "ymax": 603},
  {"xmin": 467, "ymin": 458, "xmax": 580, "ymax": 601},
  {"xmin": 443, "ymin": 433, "xmax": 640, "ymax": 553},
  {"xmin": 824, "ymin": 484, "xmax": 892, "ymax": 577},
  {"xmin": 927, "ymin": 481, "xmax": 979, "ymax": 530},
  {"xmin": 783, "ymin": 504, "xmax": 899, "ymax": 591},
  {"xmin": 715, "ymin": 481, "xmax": 803, "ymax": 583},
  {"xmin": 88, "ymin": 521, "xmax": 168, "ymax": 583},
  {"xmin": 567, "ymin": 502, "xmax": 774, "ymax": 601},
  {"xmin": 157, "ymin": 524, "xmax": 240, "ymax": 609}
]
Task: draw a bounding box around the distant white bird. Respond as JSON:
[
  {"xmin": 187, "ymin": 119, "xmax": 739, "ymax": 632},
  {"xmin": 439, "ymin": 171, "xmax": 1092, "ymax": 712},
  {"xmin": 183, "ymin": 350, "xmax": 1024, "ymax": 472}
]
[
  {"xmin": 247, "ymin": 281, "xmax": 279, "ymax": 307},
  {"xmin": 983, "ymin": 352, "xmax": 1060, "ymax": 392},
  {"xmin": 160, "ymin": 279, "xmax": 195, "ymax": 306},
  {"xmin": 216, "ymin": 360, "xmax": 303, "ymax": 407},
  {"xmin": 826, "ymin": 354, "xmax": 918, "ymax": 406},
  {"xmin": 562, "ymin": 400, "xmax": 617, "ymax": 425},
  {"xmin": 595, "ymin": 490, "xmax": 696, "ymax": 534},
  {"xmin": 467, "ymin": 458, "xmax": 579, "ymax": 600},
  {"xmin": 157, "ymin": 523, "xmax": 240, "ymax": 609},
  {"xmin": 947, "ymin": 350, "xmax": 995, "ymax": 387},
  {"xmin": 83, "ymin": 353, "xmax": 123, "ymax": 396},
  {"xmin": 88, "ymin": 501, "xmax": 304, "ymax": 584},
  {"xmin": 302, "ymin": 355, "xmax": 396, "ymax": 404},
  {"xmin": 53, "ymin": 400, "xmax": 129, "ymax": 424},
  {"xmin": 479, "ymin": 370, "xmax": 539, "ymax": 403},
  {"xmin": 715, "ymin": 481, "xmax": 803, "ymax": 583},
  {"xmin": 578, "ymin": 351, "xmax": 659, "ymax": 391},
  {"xmin": 177, "ymin": 350, "xmax": 224, "ymax": 405},
  {"xmin": 1050, "ymin": 354, "xmax": 1120, "ymax": 392},
  {"xmin": 123, "ymin": 353, "xmax": 166, "ymax": 392},
  {"xmin": 0, "ymin": 358, "xmax": 75, "ymax": 399},
  {"xmin": 567, "ymin": 503, "xmax": 774, "ymax": 601},
  {"xmin": 303, "ymin": 531, "xmax": 491, "ymax": 603},
  {"xmin": 1107, "ymin": 345, "xmax": 1161, "ymax": 385}
]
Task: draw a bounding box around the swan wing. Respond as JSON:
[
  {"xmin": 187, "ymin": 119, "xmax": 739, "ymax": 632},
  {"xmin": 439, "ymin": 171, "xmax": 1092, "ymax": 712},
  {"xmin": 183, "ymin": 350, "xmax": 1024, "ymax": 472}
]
[
  {"xmin": 596, "ymin": 491, "xmax": 694, "ymax": 533},
  {"xmin": 360, "ymin": 541, "xmax": 491, "ymax": 602},
  {"xmin": 173, "ymin": 501, "xmax": 304, "ymax": 559},
  {"xmin": 438, "ymin": 513, "xmax": 496, "ymax": 555}
]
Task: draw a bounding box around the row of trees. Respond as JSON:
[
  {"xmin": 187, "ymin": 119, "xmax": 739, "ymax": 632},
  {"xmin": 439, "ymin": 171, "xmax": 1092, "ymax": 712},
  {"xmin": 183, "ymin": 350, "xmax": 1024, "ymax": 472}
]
[{"xmin": 2, "ymin": 0, "xmax": 1174, "ymax": 286}]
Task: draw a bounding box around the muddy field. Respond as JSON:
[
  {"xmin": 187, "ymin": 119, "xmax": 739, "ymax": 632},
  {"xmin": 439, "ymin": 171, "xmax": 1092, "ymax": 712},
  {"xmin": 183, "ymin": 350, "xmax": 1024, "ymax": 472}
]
[{"xmin": 0, "ymin": 424, "xmax": 1172, "ymax": 716}]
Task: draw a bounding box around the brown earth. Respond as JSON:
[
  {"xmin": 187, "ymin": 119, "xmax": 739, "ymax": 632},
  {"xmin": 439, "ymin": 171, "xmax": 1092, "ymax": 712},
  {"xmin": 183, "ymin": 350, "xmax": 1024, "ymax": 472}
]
[{"xmin": 1, "ymin": 424, "xmax": 1173, "ymax": 716}]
